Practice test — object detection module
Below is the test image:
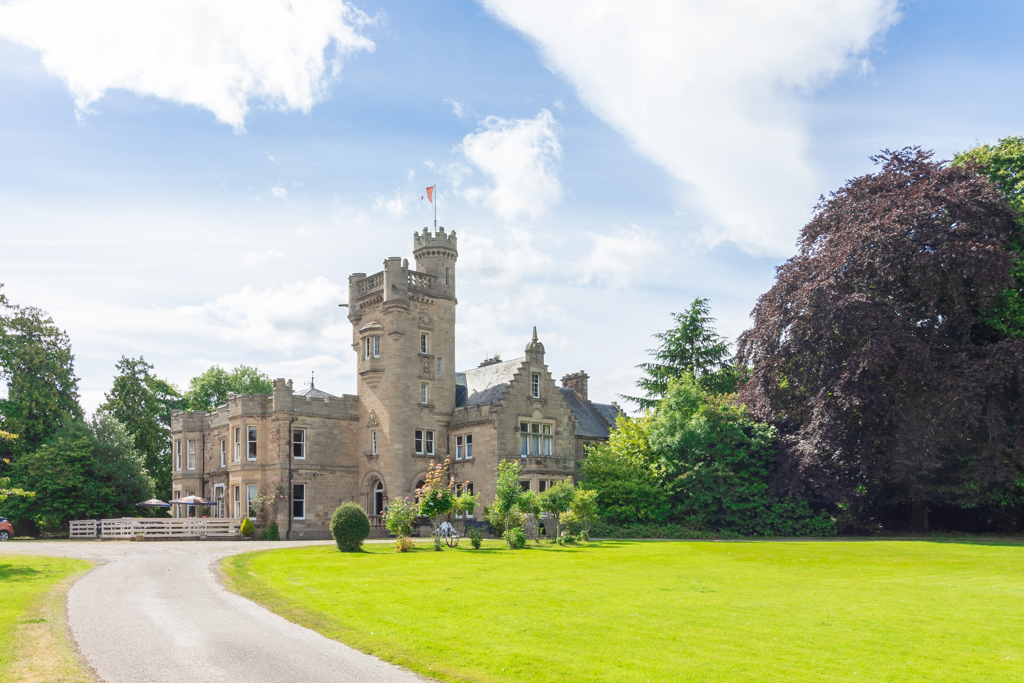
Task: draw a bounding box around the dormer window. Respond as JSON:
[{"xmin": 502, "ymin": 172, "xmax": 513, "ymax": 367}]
[
  {"xmin": 420, "ymin": 333, "xmax": 429, "ymax": 354},
  {"xmin": 532, "ymin": 373, "xmax": 540, "ymax": 398},
  {"xmin": 421, "ymin": 382, "xmax": 429, "ymax": 404}
]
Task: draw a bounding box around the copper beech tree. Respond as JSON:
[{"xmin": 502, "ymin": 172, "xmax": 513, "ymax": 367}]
[{"xmin": 737, "ymin": 148, "xmax": 1024, "ymax": 530}]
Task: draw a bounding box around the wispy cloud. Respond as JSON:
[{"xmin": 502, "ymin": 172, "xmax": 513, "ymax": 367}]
[
  {"xmin": 271, "ymin": 186, "xmax": 288, "ymax": 199},
  {"xmin": 445, "ymin": 98, "xmax": 469, "ymax": 119},
  {"xmin": 481, "ymin": 0, "xmax": 900, "ymax": 255},
  {"xmin": 241, "ymin": 249, "xmax": 286, "ymax": 267},
  {"xmin": 457, "ymin": 109, "xmax": 563, "ymax": 220},
  {"xmin": 0, "ymin": 0, "xmax": 376, "ymax": 131},
  {"xmin": 574, "ymin": 225, "xmax": 662, "ymax": 288}
]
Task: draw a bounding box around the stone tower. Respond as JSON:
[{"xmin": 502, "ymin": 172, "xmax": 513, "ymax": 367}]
[{"xmin": 347, "ymin": 228, "xmax": 458, "ymax": 514}]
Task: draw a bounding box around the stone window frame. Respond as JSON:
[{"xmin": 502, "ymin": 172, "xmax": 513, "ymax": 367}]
[
  {"xmin": 531, "ymin": 372, "xmax": 541, "ymax": 398},
  {"xmin": 174, "ymin": 440, "xmax": 181, "ymax": 471},
  {"xmin": 186, "ymin": 439, "xmax": 196, "ymax": 470},
  {"xmin": 371, "ymin": 430, "xmax": 377, "ymax": 456},
  {"xmin": 415, "ymin": 428, "xmax": 435, "ymax": 456},
  {"xmin": 219, "ymin": 440, "xmax": 226, "ymax": 468},
  {"xmin": 293, "ymin": 483, "xmax": 306, "ymax": 520},
  {"xmin": 233, "ymin": 485, "xmax": 241, "ymax": 518},
  {"xmin": 214, "ymin": 483, "xmax": 225, "ymax": 518},
  {"xmin": 421, "ymin": 382, "xmax": 429, "ymax": 404},
  {"xmin": 364, "ymin": 335, "xmax": 381, "ymax": 359},
  {"xmin": 233, "ymin": 427, "xmax": 241, "ymax": 462},
  {"xmin": 247, "ymin": 426, "xmax": 257, "ymax": 461},
  {"xmin": 437, "ymin": 357, "xmax": 442, "ymax": 377},
  {"xmin": 455, "ymin": 433, "xmax": 473, "ymax": 460},
  {"xmin": 293, "ymin": 428, "xmax": 306, "ymax": 460},
  {"xmin": 420, "ymin": 332, "xmax": 429, "ymax": 354},
  {"xmin": 173, "ymin": 490, "xmax": 181, "ymax": 517},
  {"xmin": 519, "ymin": 421, "xmax": 553, "ymax": 456},
  {"xmin": 246, "ymin": 484, "xmax": 258, "ymax": 519}
]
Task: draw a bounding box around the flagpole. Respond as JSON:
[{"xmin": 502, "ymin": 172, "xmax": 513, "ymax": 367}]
[{"xmin": 434, "ymin": 184, "xmax": 438, "ymax": 230}]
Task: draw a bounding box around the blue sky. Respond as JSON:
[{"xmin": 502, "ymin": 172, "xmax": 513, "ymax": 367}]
[{"xmin": 1, "ymin": 0, "xmax": 1023, "ymax": 412}]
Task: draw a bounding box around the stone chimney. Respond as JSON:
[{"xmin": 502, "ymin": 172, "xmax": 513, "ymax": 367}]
[{"xmin": 561, "ymin": 371, "xmax": 589, "ymax": 401}]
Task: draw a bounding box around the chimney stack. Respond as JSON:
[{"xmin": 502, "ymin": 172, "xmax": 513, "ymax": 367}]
[{"xmin": 561, "ymin": 371, "xmax": 589, "ymax": 401}]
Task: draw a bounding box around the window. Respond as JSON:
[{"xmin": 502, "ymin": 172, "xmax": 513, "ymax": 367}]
[
  {"xmin": 186, "ymin": 491, "xmax": 195, "ymax": 518},
  {"xmin": 233, "ymin": 485, "xmax": 240, "ymax": 518},
  {"xmin": 186, "ymin": 439, "xmax": 196, "ymax": 470},
  {"xmin": 420, "ymin": 333, "xmax": 429, "ymax": 354},
  {"xmin": 520, "ymin": 422, "xmax": 553, "ymax": 456},
  {"xmin": 233, "ymin": 427, "xmax": 240, "ymax": 462},
  {"xmin": 437, "ymin": 358, "xmax": 442, "ymax": 376},
  {"xmin": 293, "ymin": 484, "xmax": 306, "ymax": 520},
  {"xmin": 445, "ymin": 267, "xmax": 450, "ymax": 287},
  {"xmin": 247, "ymin": 426, "xmax": 257, "ymax": 460},
  {"xmin": 173, "ymin": 490, "xmax": 181, "ymax": 517},
  {"xmin": 532, "ymin": 373, "xmax": 540, "ymax": 398},
  {"xmin": 520, "ymin": 480, "xmax": 531, "ymax": 492},
  {"xmin": 214, "ymin": 484, "xmax": 225, "ymax": 518},
  {"xmin": 364, "ymin": 335, "xmax": 380, "ymax": 359},
  {"xmin": 293, "ymin": 429, "xmax": 306, "ymax": 460},
  {"xmin": 220, "ymin": 440, "xmax": 226, "ymax": 468},
  {"xmin": 456, "ymin": 434, "xmax": 474, "ymax": 460},
  {"xmin": 456, "ymin": 482, "xmax": 474, "ymax": 518},
  {"xmin": 246, "ymin": 484, "xmax": 258, "ymax": 519},
  {"xmin": 421, "ymin": 382, "xmax": 429, "ymax": 404},
  {"xmin": 371, "ymin": 430, "xmax": 377, "ymax": 455},
  {"xmin": 539, "ymin": 480, "xmax": 557, "ymax": 493},
  {"xmin": 415, "ymin": 429, "xmax": 434, "ymax": 455},
  {"xmin": 175, "ymin": 440, "xmax": 181, "ymax": 470},
  {"xmin": 414, "ymin": 480, "xmax": 426, "ymax": 504}
]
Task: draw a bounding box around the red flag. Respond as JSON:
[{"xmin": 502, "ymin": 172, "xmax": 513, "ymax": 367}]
[{"xmin": 426, "ymin": 185, "xmax": 435, "ymax": 203}]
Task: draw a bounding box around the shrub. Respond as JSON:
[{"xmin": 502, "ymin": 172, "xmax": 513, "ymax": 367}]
[
  {"xmin": 485, "ymin": 505, "xmax": 524, "ymax": 538},
  {"xmin": 433, "ymin": 531, "xmax": 443, "ymax": 551},
  {"xmin": 240, "ymin": 517, "xmax": 255, "ymax": 537},
  {"xmin": 396, "ymin": 536, "xmax": 415, "ymax": 552},
  {"xmin": 331, "ymin": 503, "xmax": 370, "ymax": 552},
  {"xmin": 384, "ymin": 496, "xmax": 417, "ymax": 539},
  {"xmin": 503, "ymin": 526, "xmax": 527, "ymax": 549},
  {"xmin": 468, "ymin": 527, "xmax": 482, "ymax": 549},
  {"xmin": 259, "ymin": 522, "xmax": 280, "ymax": 541}
]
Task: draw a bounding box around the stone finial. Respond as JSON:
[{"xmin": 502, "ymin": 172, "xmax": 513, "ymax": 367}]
[
  {"xmin": 526, "ymin": 326, "xmax": 545, "ymax": 356},
  {"xmin": 532, "ymin": 326, "xmax": 538, "ymax": 342}
]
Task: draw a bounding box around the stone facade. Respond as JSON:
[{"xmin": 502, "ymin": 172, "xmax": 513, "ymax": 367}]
[{"xmin": 170, "ymin": 227, "xmax": 621, "ymax": 538}]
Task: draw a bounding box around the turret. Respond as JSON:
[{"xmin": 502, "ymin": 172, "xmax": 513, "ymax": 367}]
[{"xmin": 413, "ymin": 227, "xmax": 458, "ymax": 297}]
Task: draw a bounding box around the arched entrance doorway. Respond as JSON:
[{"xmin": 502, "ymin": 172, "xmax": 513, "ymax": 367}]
[{"xmin": 373, "ymin": 480, "xmax": 385, "ymax": 516}]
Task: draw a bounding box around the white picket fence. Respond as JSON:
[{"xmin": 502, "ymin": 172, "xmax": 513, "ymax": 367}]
[{"xmin": 69, "ymin": 518, "xmax": 242, "ymax": 539}]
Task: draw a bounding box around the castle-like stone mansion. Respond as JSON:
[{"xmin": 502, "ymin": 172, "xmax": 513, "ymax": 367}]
[{"xmin": 170, "ymin": 227, "xmax": 621, "ymax": 539}]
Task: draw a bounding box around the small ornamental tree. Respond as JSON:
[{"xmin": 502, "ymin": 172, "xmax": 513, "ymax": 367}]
[
  {"xmin": 452, "ymin": 485, "xmax": 480, "ymax": 532},
  {"xmin": 384, "ymin": 496, "xmax": 418, "ymax": 551},
  {"xmin": 539, "ymin": 478, "xmax": 576, "ymax": 540},
  {"xmin": 493, "ymin": 460, "xmax": 525, "ymax": 548},
  {"xmin": 240, "ymin": 517, "xmax": 255, "ymax": 538},
  {"xmin": 331, "ymin": 502, "xmax": 370, "ymax": 552},
  {"xmin": 566, "ymin": 489, "xmax": 598, "ymax": 540},
  {"xmin": 417, "ymin": 457, "xmax": 455, "ymax": 531}
]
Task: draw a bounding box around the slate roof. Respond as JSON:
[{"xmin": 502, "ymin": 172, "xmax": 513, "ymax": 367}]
[
  {"xmin": 559, "ymin": 388, "xmax": 620, "ymax": 439},
  {"xmin": 294, "ymin": 385, "xmax": 338, "ymax": 400},
  {"xmin": 455, "ymin": 357, "xmax": 526, "ymax": 407}
]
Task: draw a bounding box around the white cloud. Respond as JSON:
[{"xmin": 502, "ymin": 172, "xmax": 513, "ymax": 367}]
[
  {"xmin": 574, "ymin": 225, "xmax": 662, "ymax": 288},
  {"xmin": 0, "ymin": 0, "xmax": 375, "ymax": 131},
  {"xmin": 271, "ymin": 186, "xmax": 288, "ymax": 199},
  {"xmin": 458, "ymin": 109, "xmax": 563, "ymax": 220},
  {"xmin": 458, "ymin": 227, "xmax": 554, "ymax": 288},
  {"xmin": 480, "ymin": 1, "xmax": 900, "ymax": 255},
  {"xmin": 445, "ymin": 98, "xmax": 468, "ymax": 119},
  {"xmin": 170, "ymin": 277, "xmax": 348, "ymax": 354},
  {"xmin": 241, "ymin": 248, "xmax": 286, "ymax": 267},
  {"xmin": 373, "ymin": 190, "xmax": 411, "ymax": 218}
]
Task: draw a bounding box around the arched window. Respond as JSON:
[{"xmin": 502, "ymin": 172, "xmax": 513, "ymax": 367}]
[
  {"xmin": 373, "ymin": 481, "xmax": 385, "ymax": 516},
  {"xmin": 414, "ymin": 480, "xmax": 426, "ymax": 504}
]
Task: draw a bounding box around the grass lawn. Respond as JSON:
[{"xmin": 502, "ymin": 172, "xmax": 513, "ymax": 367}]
[
  {"xmin": 0, "ymin": 554, "xmax": 93, "ymax": 683},
  {"xmin": 223, "ymin": 539, "xmax": 1024, "ymax": 682}
]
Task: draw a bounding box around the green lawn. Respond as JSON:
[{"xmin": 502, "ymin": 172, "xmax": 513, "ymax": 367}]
[
  {"xmin": 223, "ymin": 539, "xmax": 1024, "ymax": 683},
  {"xmin": 0, "ymin": 554, "xmax": 92, "ymax": 682}
]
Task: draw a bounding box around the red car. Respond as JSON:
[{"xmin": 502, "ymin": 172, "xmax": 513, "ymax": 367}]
[{"xmin": 0, "ymin": 517, "xmax": 13, "ymax": 541}]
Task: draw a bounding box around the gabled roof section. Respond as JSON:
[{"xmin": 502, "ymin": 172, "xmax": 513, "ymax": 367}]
[
  {"xmin": 456, "ymin": 357, "xmax": 526, "ymax": 407},
  {"xmin": 559, "ymin": 388, "xmax": 621, "ymax": 439},
  {"xmin": 294, "ymin": 386, "xmax": 338, "ymax": 400}
]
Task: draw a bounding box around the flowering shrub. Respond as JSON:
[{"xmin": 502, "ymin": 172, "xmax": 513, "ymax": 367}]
[
  {"xmin": 417, "ymin": 457, "xmax": 455, "ymax": 522},
  {"xmin": 384, "ymin": 496, "xmax": 418, "ymax": 542}
]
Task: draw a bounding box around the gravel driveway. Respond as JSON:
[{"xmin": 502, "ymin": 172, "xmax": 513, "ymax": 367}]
[{"xmin": 0, "ymin": 540, "xmax": 427, "ymax": 683}]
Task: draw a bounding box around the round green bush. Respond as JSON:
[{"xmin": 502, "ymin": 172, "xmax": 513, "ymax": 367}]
[
  {"xmin": 240, "ymin": 517, "xmax": 255, "ymax": 537},
  {"xmin": 331, "ymin": 502, "xmax": 370, "ymax": 552}
]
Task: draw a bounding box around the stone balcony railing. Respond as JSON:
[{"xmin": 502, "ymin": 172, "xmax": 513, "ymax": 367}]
[
  {"xmin": 407, "ymin": 270, "xmax": 437, "ymax": 292},
  {"xmin": 356, "ymin": 271, "xmax": 384, "ymax": 298}
]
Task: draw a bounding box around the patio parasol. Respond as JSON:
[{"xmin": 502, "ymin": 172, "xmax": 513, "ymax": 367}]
[
  {"xmin": 136, "ymin": 499, "xmax": 171, "ymax": 508},
  {"xmin": 168, "ymin": 495, "xmax": 217, "ymax": 506}
]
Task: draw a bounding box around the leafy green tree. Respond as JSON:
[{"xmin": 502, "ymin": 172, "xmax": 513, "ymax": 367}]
[
  {"xmin": 181, "ymin": 365, "xmax": 273, "ymax": 412},
  {"xmin": 579, "ymin": 416, "xmax": 671, "ymax": 525},
  {"xmin": 493, "ymin": 459, "xmax": 525, "ymax": 548},
  {"xmin": 2, "ymin": 414, "xmax": 153, "ymax": 529},
  {"xmin": 0, "ymin": 289, "xmax": 83, "ymax": 465},
  {"xmin": 538, "ymin": 478, "xmax": 577, "ymax": 540},
  {"xmin": 563, "ymin": 489, "xmax": 598, "ymax": 540},
  {"xmin": 954, "ymin": 136, "xmax": 1024, "ymax": 339},
  {"xmin": 624, "ymin": 297, "xmax": 738, "ymax": 410},
  {"xmin": 98, "ymin": 356, "xmax": 180, "ymax": 498}
]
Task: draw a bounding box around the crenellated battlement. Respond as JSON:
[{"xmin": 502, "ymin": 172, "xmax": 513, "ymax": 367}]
[{"xmin": 413, "ymin": 227, "xmax": 457, "ymax": 256}]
